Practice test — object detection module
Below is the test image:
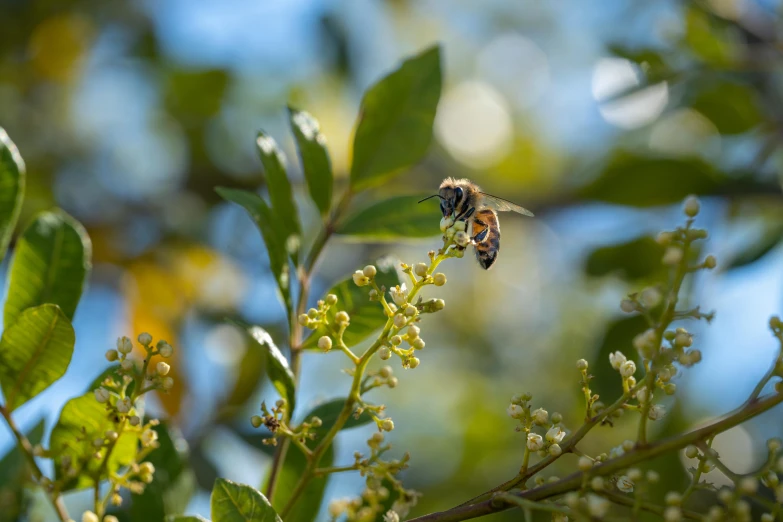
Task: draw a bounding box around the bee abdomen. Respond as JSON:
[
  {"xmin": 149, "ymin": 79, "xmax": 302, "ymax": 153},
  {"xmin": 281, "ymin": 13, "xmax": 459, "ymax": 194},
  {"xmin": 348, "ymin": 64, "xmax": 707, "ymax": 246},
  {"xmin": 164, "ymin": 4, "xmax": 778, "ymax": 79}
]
[{"xmin": 473, "ymin": 209, "xmax": 500, "ymax": 270}]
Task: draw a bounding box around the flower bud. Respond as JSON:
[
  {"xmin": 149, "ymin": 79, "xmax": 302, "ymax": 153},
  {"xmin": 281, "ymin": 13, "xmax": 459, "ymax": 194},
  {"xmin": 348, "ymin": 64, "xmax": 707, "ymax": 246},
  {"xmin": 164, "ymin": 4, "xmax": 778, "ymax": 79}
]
[
  {"xmin": 548, "ymin": 444, "xmax": 562, "ymax": 457},
  {"xmin": 407, "ymin": 325, "xmax": 420, "ymax": 338},
  {"xmin": 507, "ymin": 404, "xmax": 524, "ymax": 419},
  {"xmin": 656, "ymin": 231, "xmax": 674, "ymax": 245},
  {"xmin": 353, "ymin": 270, "xmax": 370, "ymax": 287},
  {"xmin": 578, "ymin": 456, "xmax": 593, "ymax": 471},
  {"xmin": 433, "ymin": 273, "xmax": 447, "ymax": 286},
  {"xmin": 116, "ymin": 398, "xmax": 132, "ymax": 413},
  {"xmin": 298, "ymin": 314, "xmax": 309, "ymax": 326},
  {"xmin": 586, "ymin": 494, "xmax": 609, "ymax": 518},
  {"xmin": 93, "ymin": 438, "xmax": 104, "ymax": 448},
  {"xmin": 591, "ymin": 476, "xmax": 605, "ymax": 490},
  {"xmin": 640, "ymin": 287, "xmax": 662, "ymax": 308},
  {"xmin": 156, "ymin": 362, "xmax": 170, "ymax": 376},
  {"xmin": 616, "ymin": 475, "xmax": 634, "ymax": 493},
  {"xmin": 704, "ymin": 255, "xmax": 717, "ymax": 269},
  {"xmin": 674, "ymin": 331, "xmax": 692, "ymax": 347},
  {"xmin": 622, "ymin": 440, "xmax": 635, "ymax": 451},
  {"xmin": 326, "ymin": 294, "xmax": 338, "ymax": 306},
  {"xmin": 454, "ymin": 231, "xmax": 470, "ymax": 247},
  {"xmin": 664, "ymin": 507, "xmax": 682, "ymax": 522},
  {"xmin": 137, "ymin": 332, "xmax": 152, "ymax": 346},
  {"xmin": 363, "ymin": 265, "xmax": 377, "ymax": 278},
  {"xmin": 161, "ymin": 377, "xmax": 174, "ymax": 390},
  {"xmin": 117, "ymin": 336, "xmax": 133, "ymax": 354},
  {"xmin": 663, "ymin": 247, "xmax": 683, "ymax": 265},
  {"xmin": 551, "ymin": 412, "xmax": 563, "ymax": 424},
  {"xmin": 433, "ymin": 298, "xmax": 446, "ymax": 311},
  {"xmin": 404, "ymin": 304, "xmax": 417, "ymax": 316},
  {"xmin": 105, "ymin": 350, "xmax": 119, "ymax": 362},
  {"xmin": 381, "ymin": 419, "xmax": 394, "ymax": 431},
  {"xmin": 335, "ymin": 311, "xmax": 350, "ymax": 326},
  {"xmin": 251, "ymin": 415, "xmax": 263, "ymax": 428},
  {"xmin": 620, "ymin": 360, "xmax": 636, "ymax": 378},
  {"xmin": 121, "ymin": 359, "xmax": 133, "ymax": 372},
  {"xmin": 527, "ymin": 433, "xmax": 544, "ymax": 451},
  {"xmin": 307, "ymin": 308, "xmax": 318, "ymax": 319},
  {"xmin": 129, "ymin": 415, "xmax": 141, "ymax": 426},
  {"xmin": 105, "ymin": 430, "xmax": 118, "ymax": 442},
  {"xmin": 620, "ymin": 299, "xmax": 636, "ymax": 313},
  {"xmin": 94, "ymin": 388, "xmax": 110, "ymax": 404},
  {"xmin": 531, "ymin": 408, "xmax": 548, "ymax": 426},
  {"xmin": 390, "ymin": 335, "xmax": 402, "ymax": 346},
  {"xmin": 684, "ymin": 445, "xmax": 698, "ymax": 459},
  {"xmin": 627, "ymin": 468, "xmax": 642, "ymax": 482},
  {"xmin": 646, "ymin": 471, "xmax": 659, "ymax": 483},
  {"xmin": 157, "ymin": 341, "xmax": 173, "ymax": 358},
  {"xmin": 439, "ymin": 217, "xmax": 454, "ymax": 232},
  {"xmin": 408, "ymin": 357, "xmax": 420, "ymax": 369},
  {"xmin": 683, "ymin": 195, "xmax": 700, "ymax": 217},
  {"xmin": 393, "ymin": 314, "xmax": 406, "ymax": 328},
  {"xmin": 317, "ymin": 336, "xmax": 332, "ymax": 351},
  {"xmin": 388, "ymin": 377, "xmax": 398, "ymax": 388},
  {"xmin": 576, "ymin": 359, "xmax": 588, "ymax": 371},
  {"xmin": 111, "ymin": 493, "xmax": 123, "ymax": 506},
  {"xmin": 82, "ymin": 511, "xmax": 99, "ymax": 522},
  {"xmin": 413, "ymin": 338, "xmax": 425, "ymax": 350},
  {"xmin": 414, "ymin": 263, "xmax": 428, "ymax": 277},
  {"xmin": 738, "ymin": 477, "xmax": 758, "ymax": 494},
  {"xmin": 648, "ymin": 404, "xmax": 666, "ymax": 420},
  {"xmin": 609, "ymin": 351, "xmax": 627, "ymax": 370}
]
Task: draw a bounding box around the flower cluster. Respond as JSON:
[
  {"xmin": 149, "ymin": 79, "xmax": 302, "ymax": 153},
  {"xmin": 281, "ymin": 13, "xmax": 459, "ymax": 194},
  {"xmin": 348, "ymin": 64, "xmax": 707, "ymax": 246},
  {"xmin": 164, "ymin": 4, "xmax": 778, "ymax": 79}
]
[{"xmin": 507, "ymin": 393, "xmax": 567, "ymax": 459}]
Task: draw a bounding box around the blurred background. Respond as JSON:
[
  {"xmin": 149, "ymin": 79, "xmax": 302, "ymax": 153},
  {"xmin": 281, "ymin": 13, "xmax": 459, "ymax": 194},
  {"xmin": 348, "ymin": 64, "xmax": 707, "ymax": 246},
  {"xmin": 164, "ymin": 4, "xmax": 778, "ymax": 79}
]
[{"xmin": 1, "ymin": 0, "xmax": 783, "ymax": 520}]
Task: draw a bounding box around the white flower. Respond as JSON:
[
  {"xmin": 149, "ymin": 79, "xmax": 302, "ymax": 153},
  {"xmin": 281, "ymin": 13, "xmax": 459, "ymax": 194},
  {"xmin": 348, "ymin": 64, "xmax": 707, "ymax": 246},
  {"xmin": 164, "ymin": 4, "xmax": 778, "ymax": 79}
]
[
  {"xmin": 620, "ymin": 360, "xmax": 636, "ymax": 378},
  {"xmin": 352, "ymin": 270, "xmax": 369, "ymax": 287},
  {"xmin": 609, "ymin": 350, "xmax": 627, "ymax": 370},
  {"xmin": 156, "ymin": 362, "xmax": 170, "ymax": 376},
  {"xmin": 389, "ymin": 283, "xmax": 409, "ymax": 307},
  {"xmin": 117, "ymin": 336, "xmax": 133, "ymax": 354},
  {"xmin": 82, "ymin": 511, "xmax": 99, "ymax": 522},
  {"xmin": 507, "ymin": 404, "xmax": 524, "ymax": 419},
  {"xmin": 648, "ymin": 404, "xmax": 666, "ymax": 421},
  {"xmin": 141, "ymin": 428, "xmax": 158, "ymax": 446},
  {"xmin": 137, "ymin": 332, "xmax": 153, "ymax": 346},
  {"xmin": 116, "ymin": 397, "xmax": 132, "ymax": 413},
  {"xmin": 94, "ymin": 388, "xmax": 110, "ymax": 404},
  {"xmin": 383, "ymin": 511, "xmax": 400, "ymax": 522},
  {"xmin": 616, "ymin": 475, "xmax": 634, "ymax": 493},
  {"xmin": 586, "ymin": 494, "xmax": 609, "ymax": 518},
  {"xmin": 531, "ymin": 408, "xmax": 548, "ymax": 426},
  {"xmin": 527, "ymin": 433, "xmax": 544, "ymax": 451},
  {"xmin": 546, "ymin": 426, "xmax": 565, "ymax": 444}
]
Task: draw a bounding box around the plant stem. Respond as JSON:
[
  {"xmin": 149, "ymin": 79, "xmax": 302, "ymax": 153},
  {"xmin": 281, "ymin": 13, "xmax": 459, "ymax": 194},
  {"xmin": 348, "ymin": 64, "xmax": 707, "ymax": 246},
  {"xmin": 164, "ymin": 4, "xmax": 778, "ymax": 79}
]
[
  {"xmin": 0, "ymin": 404, "xmax": 71, "ymax": 522},
  {"xmin": 407, "ymin": 390, "xmax": 783, "ymax": 522},
  {"xmin": 492, "ymin": 493, "xmax": 570, "ymax": 514},
  {"xmin": 601, "ymin": 490, "xmax": 701, "ymax": 520},
  {"xmin": 266, "ymin": 190, "xmax": 353, "ymax": 501}
]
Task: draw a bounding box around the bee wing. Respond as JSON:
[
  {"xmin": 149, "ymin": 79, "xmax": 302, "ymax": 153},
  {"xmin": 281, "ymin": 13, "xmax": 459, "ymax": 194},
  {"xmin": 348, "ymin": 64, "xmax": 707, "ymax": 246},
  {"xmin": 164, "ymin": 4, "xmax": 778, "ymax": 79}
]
[{"xmin": 479, "ymin": 192, "xmax": 535, "ymax": 217}]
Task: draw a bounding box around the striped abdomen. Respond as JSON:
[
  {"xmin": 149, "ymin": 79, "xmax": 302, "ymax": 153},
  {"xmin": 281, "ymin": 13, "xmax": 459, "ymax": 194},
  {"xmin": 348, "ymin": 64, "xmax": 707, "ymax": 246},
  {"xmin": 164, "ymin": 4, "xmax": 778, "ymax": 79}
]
[{"xmin": 472, "ymin": 209, "xmax": 500, "ymax": 269}]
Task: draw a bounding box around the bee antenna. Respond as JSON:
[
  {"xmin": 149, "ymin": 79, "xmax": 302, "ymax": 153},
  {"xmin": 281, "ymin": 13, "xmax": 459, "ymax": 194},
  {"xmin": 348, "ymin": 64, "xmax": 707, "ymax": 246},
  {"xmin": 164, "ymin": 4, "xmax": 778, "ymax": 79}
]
[{"xmin": 418, "ymin": 194, "xmax": 445, "ymax": 203}]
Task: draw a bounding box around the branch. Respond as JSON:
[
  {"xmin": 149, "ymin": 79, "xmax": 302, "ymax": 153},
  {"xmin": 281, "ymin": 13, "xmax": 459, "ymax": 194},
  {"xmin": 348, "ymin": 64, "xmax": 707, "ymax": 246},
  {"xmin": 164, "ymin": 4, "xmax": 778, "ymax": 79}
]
[{"xmin": 407, "ymin": 390, "xmax": 783, "ymax": 522}]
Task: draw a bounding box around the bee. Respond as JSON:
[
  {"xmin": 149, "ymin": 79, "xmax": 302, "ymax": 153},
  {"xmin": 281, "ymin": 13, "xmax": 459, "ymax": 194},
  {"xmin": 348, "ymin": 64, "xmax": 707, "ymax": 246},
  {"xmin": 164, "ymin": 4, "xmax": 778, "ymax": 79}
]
[{"xmin": 419, "ymin": 178, "xmax": 534, "ymax": 269}]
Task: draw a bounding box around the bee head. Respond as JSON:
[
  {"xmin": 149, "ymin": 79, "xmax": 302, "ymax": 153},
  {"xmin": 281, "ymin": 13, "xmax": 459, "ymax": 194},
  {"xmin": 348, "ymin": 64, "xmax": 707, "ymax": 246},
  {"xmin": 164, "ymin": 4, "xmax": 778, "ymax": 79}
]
[{"xmin": 438, "ymin": 178, "xmax": 474, "ymax": 218}]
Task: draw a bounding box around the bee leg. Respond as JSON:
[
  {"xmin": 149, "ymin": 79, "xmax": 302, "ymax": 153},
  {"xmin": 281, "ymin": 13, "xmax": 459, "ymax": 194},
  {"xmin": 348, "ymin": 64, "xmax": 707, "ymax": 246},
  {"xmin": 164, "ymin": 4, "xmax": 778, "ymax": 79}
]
[{"xmin": 455, "ymin": 206, "xmax": 475, "ymax": 222}]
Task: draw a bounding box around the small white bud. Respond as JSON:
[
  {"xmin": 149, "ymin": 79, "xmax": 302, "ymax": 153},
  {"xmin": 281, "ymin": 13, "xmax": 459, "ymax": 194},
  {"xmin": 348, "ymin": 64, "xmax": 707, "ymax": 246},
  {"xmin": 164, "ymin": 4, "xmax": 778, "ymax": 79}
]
[
  {"xmin": 378, "ymin": 347, "xmax": 391, "ymax": 360},
  {"xmin": 137, "ymin": 332, "xmax": 153, "ymax": 346},
  {"xmin": 646, "ymin": 470, "xmax": 660, "ymax": 483},
  {"xmin": 622, "ymin": 440, "xmax": 635, "ymax": 451},
  {"xmin": 408, "ymin": 356, "xmax": 420, "ymax": 369},
  {"xmin": 683, "ymin": 195, "xmax": 701, "ymax": 217},
  {"xmin": 548, "ymin": 443, "xmax": 562, "ymax": 456},
  {"xmin": 684, "ymin": 445, "xmax": 698, "ymax": 459},
  {"xmin": 620, "ymin": 299, "xmax": 636, "ymax": 313},
  {"xmin": 325, "ymin": 294, "xmax": 338, "ymax": 306},
  {"xmin": 578, "ymin": 456, "xmax": 593, "ymax": 471},
  {"xmin": 105, "ymin": 430, "xmax": 118, "ymax": 442},
  {"xmin": 141, "ymin": 428, "xmax": 158, "ymax": 446},
  {"xmin": 507, "ymin": 404, "xmax": 524, "ymax": 419},
  {"xmin": 379, "ymin": 366, "xmax": 393, "ymax": 378},
  {"xmin": 251, "ymin": 415, "xmax": 263, "ymax": 428},
  {"xmin": 414, "ymin": 263, "xmax": 428, "ymax": 277},
  {"xmin": 527, "ymin": 433, "xmax": 544, "ymax": 451},
  {"xmin": 335, "ymin": 311, "xmax": 350, "ymax": 326},
  {"xmin": 663, "ymin": 247, "xmax": 683, "ymax": 265},
  {"xmin": 531, "ymin": 408, "xmax": 549, "ymax": 426},
  {"xmin": 157, "ymin": 341, "xmax": 173, "ymax": 357},
  {"xmin": 393, "ymin": 314, "xmax": 406, "ymax": 328},
  {"xmin": 620, "ymin": 360, "xmax": 636, "ymax": 378},
  {"xmin": 627, "ymin": 468, "xmax": 642, "ymax": 482},
  {"xmin": 363, "ymin": 265, "xmax": 377, "ymax": 278},
  {"xmin": 591, "ymin": 476, "xmax": 605, "ymax": 490},
  {"xmin": 94, "ymin": 388, "xmax": 111, "ymax": 404},
  {"xmin": 640, "ymin": 287, "xmax": 662, "ymax": 308},
  {"xmin": 380, "ymin": 419, "xmax": 394, "ymax": 431},
  {"xmin": 704, "ymin": 255, "xmax": 717, "ymax": 269},
  {"xmin": 129, "ymin": 415, "xmax": 141, "ymax": 426},
  {"xmin": 609, "ymin": 350, "xmax": 627, "ymax": 370},
  {"xmin": 105, "ymin": 350, "xmax": 119, "ymax": 362},
  {"xmin": 161, "ymin": 377, "xmax": 174, "ymax": 390},
  {"xmin": 117, "ymin": 337, "xmax": 133, "ymax": 354},
  {"xmin": 404, "ymin": 304, "xmax": 417, "ymax": 316},
  {"xmin": 439, "ymin": 217, "xmax": 454, "ymax": 232},
  {"xmin": 407, "ymin": 325, "xmax": 420, "ymax": 338},
  {"xmin": 82, "ymin": 511, "xmax": 99, "ymax": 522},
  {"xmin": 413, "ymin": 338, "xmax": 425, "ymax": 350},
  {"xmin": 453, "ymin": 220, "xmax": 467, "ymax": 232},
  {"xmin": 433, "ymin": 273, "xmax": 447, "ymax": 286},
  {"xmin": 116, "ymin": 398, "xmax": 132, "ymax": 413},
  {"xmin": 664, "ymin": 507, "xmax": 682, "ymax": 522},
  {"xmin": 156, "ymin": 361, "xmax": 170, "ymax": 376},
  {"xmin": 664, "ymin": 491, "xmax": 682, "ymax": 506},
  {"xmin": 648, "ymin": 404, "xmax": 666, "ymax": 421},
  {"xmin": 454, "ymin": 231, "xmax": 470, "ymax": 247},
  {"xmin": 576, "ymin": 359, "xmax": 588, "ymax": 371},
  {"xmin": 120, "ymin": 359, "xmax": 133, "ymax": 372},
  {"xmin": 317, "ymin": 336, "xmax": 332, "ymax": 351},
  {"xmin": 586, "ymin": 494, "xmax": 610, "ymax": 518},
  {"xmin": 616, "ymin": 475, "xmax": 634, "ymax": 493},
  {"xmin": 738, "ymin": 476, "xmax": 758, "ymax": 494}
]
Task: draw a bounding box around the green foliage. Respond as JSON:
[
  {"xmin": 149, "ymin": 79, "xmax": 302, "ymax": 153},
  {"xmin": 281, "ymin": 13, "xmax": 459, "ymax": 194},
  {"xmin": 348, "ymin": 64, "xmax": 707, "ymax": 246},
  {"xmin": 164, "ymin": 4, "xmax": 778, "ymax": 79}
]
[
  {"xmin": 691, "ymin": 82, "xmax": 763, "ymax": 135},
  {"xmin": 3, "ymin": 210, "xmax": 92, "ymax": 328},
  {"xmin": 130, "ymin": 422, "xmax": 193, "ymax": 521},
  {"xmin": 217, "ymin": 337, "xmax": 266, "ymax": 420},
  {"xmin": 0, "ymin": 304, "xmax": 75, "ymax": 411},
  {"xmin": 301, "ymin": 256, "xmax": 401, "ymax": 349},
  {"xmin": 231, "ymin": 321, "xmax": 296, "ymax": 415},
  {"xmin": 168, "ymin": 517, "xmax": 211, "ymax": 522},
  {"xmin": 0, "ymin": 419, "xmax": 44, "ymax": 522},
  {"xmin": 589, "ymin": 315, "xmax": 647, "ymax": 403},
  {"xmin": 216, "ymin": 188, "xmax": 293, "ymax": 320},
  {"xmin": 350, "ymin": 46, "xmax": 442, "ymax": 190},
  {"xmin": 338, "ymin": 194, "xmax": 440, "ymax": 240},
  {"xmin": 255, "ymin": 132, "xmax": 300, "ymax": 263},
  {"xmin": 0, "ymin": 127, "xmax": 25, "ymax": 263},
  {"xmin": 683, "ymin": 6, "xmax": 736, "ymax": 66},
  {"xmin": 584, "ymin": 236, "xmax": 665, "ymax": 281},
  {"xmin": 50, "ymin": 392, "xmax": 138, "ymax": 491},
  {"xmin": 268, "ymin": 445, "xmax": 333, "ymax": 522},
  {"xmin": 211, "ymin": 478, "xmax": 282, "ymax": 522},
  {"xmin": 288, "ymin": 107, "xmax": 333, "ymax": 217},
  {"xmin": 302, "ymin": 398, "xmax": 373, "ymax": 442},
  {"xmin": 724, "ymin": 223, "xmax": 783, "ymax": 270},
  {"xmin": 580, "ymin": 153, "xmax": 722, "ymax": 207}
]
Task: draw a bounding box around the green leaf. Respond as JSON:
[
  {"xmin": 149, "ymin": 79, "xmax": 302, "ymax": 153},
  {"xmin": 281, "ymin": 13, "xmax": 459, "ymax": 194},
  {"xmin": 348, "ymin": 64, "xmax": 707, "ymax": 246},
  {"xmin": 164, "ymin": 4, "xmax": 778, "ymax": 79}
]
[
  {"xmin": 584, "ymin": 236, "xmax": 666, "ymax": 281},
  {"xmin": 579, "ymin": 153, "xmax": 723, "ymax": 207},
  {"xmin": 0, "ymin": 128, "xmax": 26, "ymax": 264},
  {"xmin": 589, "ymin": 315, "xmax": 647, "ymax": 404},
  {"xmin": 230, "ymin": 321, "xmax": 295, "ymax": 415},
  {"xmin": 301, "ymin": 256, "xmax": 401, "ymax": 349},
  {"xmin": 3, "ymin": 210, "xmax": 92, "ymax": 328},
  {"xmin": 0, "ymin": 304, "xmax": 75, "ymax": 411},
  {"xmin": 264, "ymin": 443, "xmax": 333, "ymax": 522},
  {"xmin": 216, "ymin": 337, "xmax": 266, "ymax": 421},
  {"xmin": 288, "ymin": 108, "xmax": 333, "ymax": 217},
  {"xmin": 724, "ymin": 223, "xmax": 783, "ymax": 270},
  {"xmin": 684, "ymin": 6, "xmax": 736, "ymax": 66},
  {"xmin": 337, "ymin": 194, "xmax": 440, "ymax": 240},
  {"xmin": 216, "ymin": 188, "xmax": 292, "ymax": 318},
  {"xmin": 300, "ymin": 398, "xmax": 373, "ymax": 444},
  {"xmin": 691, "ymin": 82, "xmax": 763, "ymax": 135},
  {"xmin": 0, "ymin": 419, "xmax": 44, "ymax": 522},
  {"xmin": 211, "ymin": 478, "xmax": 282, "ymax": 522},
  {"xmin": 50, "ymin": 392, "xmax": 138, "ymax": 491},
  {"xmin": 350, "ymin": 46, "xmax": 442, "ymax": 190},
  {"xmin": 256, "ymin": 132, "xmax": 300, "ymax": 262},
  {"xmin": 131, "ymin": 422, "xmax": 192, "ymax": 521}
]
